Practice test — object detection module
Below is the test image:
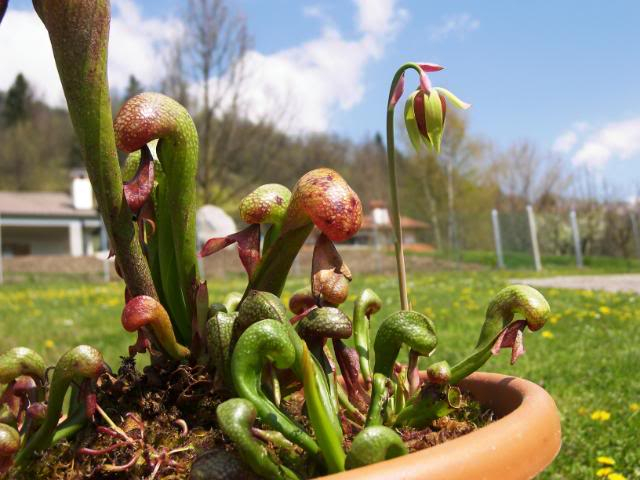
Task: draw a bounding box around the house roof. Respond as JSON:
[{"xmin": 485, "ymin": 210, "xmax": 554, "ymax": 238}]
[
  {"xmin": 363, "ymin": 201, "xmax": 428, "ymax": 230},
  {"xmin": 361, "ymin": 214, "xmax": 428, "ymax": 230},
  {"xmin": 0, "ymin": 191, "xmax": 99, "ymax": 218}
]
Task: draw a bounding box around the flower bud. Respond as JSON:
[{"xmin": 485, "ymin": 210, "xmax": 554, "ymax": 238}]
[{"xmin": 402, "ymin": 65, "xmax": 470, "ymax": 153}]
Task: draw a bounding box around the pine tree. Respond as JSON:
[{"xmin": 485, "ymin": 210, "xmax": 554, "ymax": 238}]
[
  {"xmin": 124, "ymin": 75, "xmax": 143, "ymax": 100},
  {"xmin": 2, "ymin": 73, "xmax": 32, "ymax": 126}
]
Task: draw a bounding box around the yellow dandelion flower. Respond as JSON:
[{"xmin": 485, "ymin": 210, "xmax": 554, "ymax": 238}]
[
  {"xmin": 607, "ymin": 473, "xmax": 626, "ymax": 480},
  {"xmin": 596, "ymin": 468, "xmax": 613, "ymax": 477},
  {"xmin": 598, "ymin": 306, "xmax": 611, "ymax": 315},
  {"xmin": 44, "ymin": 339, "xmax": 55, "ymax": 349},
  {"xmin": 542, "ymin": 331, "xmax": 554, "ymax": 339},
  {"xmin": 422, "ymin": 307, "xmax": 435, "ymax": 318},
  {"xmin": 591, "ymin": 410, "xmax": 611, "ymax": 421},
  {"xmin": 629, "ymin": 403, "xmax": 639, "ymax": 412},
  {"xmin": 597, "ymin": 456, "xmax": 616, "ymax": 465},
  {"xmin": 549, "ymin": 314, "xmax": 560, "ymax": 325}
]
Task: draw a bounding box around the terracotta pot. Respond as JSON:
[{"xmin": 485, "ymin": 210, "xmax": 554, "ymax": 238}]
[{"xmin": 322, "ymin": 372, "xmax": 561, "ymax": 480}]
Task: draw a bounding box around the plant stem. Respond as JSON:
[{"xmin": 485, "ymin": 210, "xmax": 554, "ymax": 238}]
[
  {"xmin": 386, "ymin": 105, "xmax": 408, "ymax": 311},
  {"xmin": 386, "ymin": 62, "xmax": 424, "ymax": 311},
  {"xmin": 36, "ymin": 1, "xmax": 157, "ymax": 300},
  {"xmin": 96, "ymin": 405, "xmax": 134, "ymax": 443}
]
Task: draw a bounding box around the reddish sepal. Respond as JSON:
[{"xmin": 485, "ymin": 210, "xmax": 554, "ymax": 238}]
[
  {"xmin": 199, "ymin": 224, "xmax": 261, "ymax": 277},
  {"xmin": 123, "ymin": 145, "xmax": 155, "ymax": 215},
  {"xmin": 491, "ymin": 320, "xmax": 527, "ymax": 365}
]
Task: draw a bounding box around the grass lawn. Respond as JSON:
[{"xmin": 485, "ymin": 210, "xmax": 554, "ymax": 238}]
[
  {"xmin": 424, "ymin": 249, "xmax": 640, "ymax": 273},
  {"xmin": 1, "ymin": 269, "xmax": 638, "ymax": 479}
]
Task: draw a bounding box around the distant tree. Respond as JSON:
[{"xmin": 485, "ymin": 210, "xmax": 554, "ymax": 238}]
[
  {"xmin": 2, "ymin": 73, "xmax": 32, "ymax": 126},
  {"xmin": 0, "ymin": 74, "xmax": 77, "ymax": 191},
  {"xmin": 406, "ymin": 149, "xmax": 444, "ymax": 250},
  {"xmin": 124, "ymin": 75, "xmax": 143, "ymax": 100},
  {"xmin": 438, "ymin": 112, "xmax": 486, "ymax": 252},
  {"xmin": 348, "ymin": 133, "xmax": 388, "ymax": 212},
  {"xmin": 161, "ymin": 40, "xmax": 191, "ymax": 108},
  {"xmin": 495, "ymin": 142, "xmax": 569, "ymax": 210},
  {"xmin": 183, "ymin": 0, "xmax": 251, "ymax": 204},
  {"xmin": 399, "ymin": 111, "xmax": 488, "ymax": 251},
  {"xmin": 67, "ymin": 141, "xmax": 85, "ymax": 169},
  {"xmin": 158, "ymin": 0, "xmax": 297, "ymax": 206},
  {"xmin": 604, "ymin": 205, "xmax": 633, "ymax": 260}
]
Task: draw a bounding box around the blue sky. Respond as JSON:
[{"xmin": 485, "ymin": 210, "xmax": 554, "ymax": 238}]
[{"xmin": 2, "ymin": 0, "xmax": 640, "ymax": 197}]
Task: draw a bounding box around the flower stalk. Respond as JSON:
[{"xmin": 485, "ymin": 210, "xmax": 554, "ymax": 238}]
[{"xmin": 386, "ymin": 62, "xmax": 470, "ymax": 309}]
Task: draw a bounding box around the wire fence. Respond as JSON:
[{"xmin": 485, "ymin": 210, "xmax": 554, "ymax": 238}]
[
  {"xmin": 2, "ymin": 205, "xmax": 640, "ymax": 285},
  {"xmin": 482, "ymin": 206, "xmax": 640, "ymax": 270}
]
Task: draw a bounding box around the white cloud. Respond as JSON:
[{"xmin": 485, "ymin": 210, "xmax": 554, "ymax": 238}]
[
  {"xmin": 353, "ymin": 0, "xmax": 408, "ymax": 36},
  {"xmin": 551, "ymin": 121, "xmax": 590, "ymax": 154},
  {"xmin": 552, "ymin": 131, "xmax": 578, "ymax": 154},
  {"xmin": 212, "ymin": 0, "xmax": 408, "ymax": 132},
  {"xmin": 570, "ymin": 118, "xmax": 640, "ymax": 168},
  {"xmin": 302, "ymin": 5, "xmax": 335, "ymax": 27},
  {"xmin": 572, "ymin": 121, "xmax": 590, "ymax": 133},
  {"xmin": 108, "ymin": 0, "xmax": 182, "ymax": 92},
  {"xmin": 0, "ymin": 9, "xmax": 61, "ymax": 104},
  {"xmin": 303, "ymin": 5, "xmax": 324, "ymax": 19},
  {"xmin": 430, "ymin": 13, "xmax": 480, "ymax": 42},
  {"xmin": 0, "ymin": 0, "xmax": 180, "ymax": 105},
  {"xmin": 0, "ymin": 0, "xmax": 405, "ymax": 134}
]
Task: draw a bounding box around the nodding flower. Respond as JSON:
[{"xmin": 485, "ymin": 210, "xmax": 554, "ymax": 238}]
[{"xmin": 402, "ymin": 63, "xmax": 471, "ymax": 153}]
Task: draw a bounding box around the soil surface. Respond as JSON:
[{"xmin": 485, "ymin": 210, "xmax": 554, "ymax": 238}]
[
  {"xmin": 514, "ymin": 273, "xmax": 640, "ymax": 293},
  {"xmin": 7, "ymin": 360, "xmax": 493, "ymax": 479}
]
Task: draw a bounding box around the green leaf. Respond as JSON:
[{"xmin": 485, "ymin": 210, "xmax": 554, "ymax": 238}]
[
  {"xmin": 403, "ymin": 91, "xmax": 423, "ymax": 152},
  {"xmin": 301, "ymin": 342, "xmax": 346, "ymax": 473},
  {"xmin": 434, "ymin": 87, "xmax": 471, "ymax": 110},
  {"xmin": 424, "ymin": 90, "xmax": 444, "ymax": 153}
]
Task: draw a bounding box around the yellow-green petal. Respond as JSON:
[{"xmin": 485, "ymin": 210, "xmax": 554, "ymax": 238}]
[
  {"xmin": 404, "ymin": 91, "xmax": 423, "ymax": 152},
  {"xmin": 424, "ymin": 90, "xmax": 444, "ymax": 153},
  {"xmin": 434, "ymin": 87, "xmax": 471, "ymax": 110}
]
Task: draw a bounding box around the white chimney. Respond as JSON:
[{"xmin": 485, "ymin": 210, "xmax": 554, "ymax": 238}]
[
  {"xmin": 372, "ymin": 207, "xmax": 390, "ymax": 225},
  {"xmin": 72, "ymin": 176, "xmax": 94, "ymax": 210}
]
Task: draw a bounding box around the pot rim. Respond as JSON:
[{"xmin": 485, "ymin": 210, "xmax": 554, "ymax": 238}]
[{"xmin": 320, "ymin": 371, "xmax": 562, "ymax": 480}]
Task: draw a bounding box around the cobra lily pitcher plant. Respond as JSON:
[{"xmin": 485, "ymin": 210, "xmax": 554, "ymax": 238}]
[{"xmin": 0, "ymin": 2, "xmax": 552, "ymax": 478}]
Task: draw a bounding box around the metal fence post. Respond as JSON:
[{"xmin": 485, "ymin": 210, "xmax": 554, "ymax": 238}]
[
  {"xmin": 526, "ymin": 205, "xmax": 542, "ymax": 271},
  {"xmin": 491, "ymin": 209, "xmax": 505, "ymax": 269},
  {"xmin": 629, "ymin": 211, "xmax": 640, "ymax": 260},
  {"xmin": 569, "ymin": 210, "xmax": 583, "ymax": 268}
]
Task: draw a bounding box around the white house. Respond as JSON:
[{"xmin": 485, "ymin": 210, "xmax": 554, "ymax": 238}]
[{"xmin": 0, "ymin": 173, "xmax": 107, "ymax": 258}]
